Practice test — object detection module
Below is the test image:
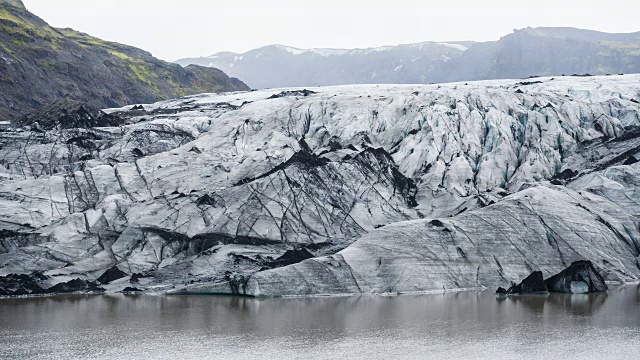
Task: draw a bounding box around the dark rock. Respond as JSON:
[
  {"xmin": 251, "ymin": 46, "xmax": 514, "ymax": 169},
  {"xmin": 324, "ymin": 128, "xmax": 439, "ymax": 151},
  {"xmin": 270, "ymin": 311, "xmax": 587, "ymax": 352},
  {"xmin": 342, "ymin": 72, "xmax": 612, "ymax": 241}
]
[
  {"xmin": 555, "ymin": 169, "xmax": 578, "ymax": 180},
  {"xmin": 130, "ymin": 273, "xmax": 145, "ymax": 283},
  {"xmin": 518, "ymin": 81, "xmax": 543, "ymax": 86},
  {"xmin": 268, "ymin": 89, "xmax": 316, "ymax": 99},
  {"xmin": 550, "ymin": 179, "xmax": 563, "ymax": 185},
  {"xmin": 13, "ymin": 99, "xmax": 125, "ymax": 130},
  {"xmin": 228, "ymin": 275, "xmax": 250, "ymax": 295},
  {"xmin": 270, "ymin": 248, "xmax": 315, "ymax": 268},
  {"xmin": 496, "ymin": 287, "xmax": 508, "ymax": 295},
  {"xmin": 196, "ymin": 194, "xmax": 218, "ymax": 207},
  {"xmin": 65, "ymin": 135, "xmax": 100, "ymax": 150},
  {"xmin": 231, "ymin": 253, "xmax": 259, "ymax": 265},
  {"xmin": 506, "ymin": 271, "xmax": 548, "ymax": 294},
  {"xmin": 131, "ymin": 148, "xmax": 145, "ymax": 157},
  {"xmin": 45, "ymin": 279, "xmax": 104, "ymax": 294},
  {"xmin": 12, "ymin": 287, "xmax": 30, "ymax": 296},
  {"xmin": 623, "ymin": 156, "xmax": 639, "ymax": 165},
  {"xmin": 545, "ymin": 260, "xmax": 608, "ymax": 293},
  {"xmin": 0, "ymin": 273, "xmax": 46, "ymax": 296},
  {"xmin": 32, "ymin": 272, "xmax": 48, "ymax": 281},
  {"xmin": 234, "ymin": 149, "xmax": 330, "ymax": 186},
  {"xmin": 122, "ymin": 287, "xmax": 143, "ymax": 293},
  {"xmin": 96, "ymin": 266, "xmax": 128, "ymax": 285},
  {"xmin": 131, "ymin": 105, "xmax": 145, "ymax": 111}
]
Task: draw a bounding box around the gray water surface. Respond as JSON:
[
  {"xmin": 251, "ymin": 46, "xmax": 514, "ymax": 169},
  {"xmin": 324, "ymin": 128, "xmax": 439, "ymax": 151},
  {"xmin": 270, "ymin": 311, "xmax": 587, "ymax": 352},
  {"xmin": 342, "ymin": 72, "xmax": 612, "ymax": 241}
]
[{"xmin": 1, "ymin": 285, "xmax": 640, "ymax": 359}]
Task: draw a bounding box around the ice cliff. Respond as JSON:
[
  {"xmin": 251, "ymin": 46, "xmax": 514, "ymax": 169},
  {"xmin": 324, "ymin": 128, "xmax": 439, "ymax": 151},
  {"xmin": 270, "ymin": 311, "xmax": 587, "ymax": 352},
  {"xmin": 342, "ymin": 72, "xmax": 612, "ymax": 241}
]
[{"xmin": 1, "ymin": 75, "xmax": 640, "ymax": 295}]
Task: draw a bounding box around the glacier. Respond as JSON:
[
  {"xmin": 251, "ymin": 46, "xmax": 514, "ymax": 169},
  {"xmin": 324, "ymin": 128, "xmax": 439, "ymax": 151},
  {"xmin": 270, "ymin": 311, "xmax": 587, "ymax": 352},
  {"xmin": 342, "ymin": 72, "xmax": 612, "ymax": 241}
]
[{"xmin": 1, "ymin": 75, "xmax": 640, "ymax": 296}]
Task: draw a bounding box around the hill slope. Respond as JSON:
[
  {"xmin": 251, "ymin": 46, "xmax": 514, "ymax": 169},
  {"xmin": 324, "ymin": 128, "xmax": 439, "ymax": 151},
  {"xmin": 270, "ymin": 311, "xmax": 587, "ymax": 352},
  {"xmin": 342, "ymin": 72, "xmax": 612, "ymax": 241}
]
[{"xmin": 0, "ymin": 0, "xmax": 249, "ymax": 121}]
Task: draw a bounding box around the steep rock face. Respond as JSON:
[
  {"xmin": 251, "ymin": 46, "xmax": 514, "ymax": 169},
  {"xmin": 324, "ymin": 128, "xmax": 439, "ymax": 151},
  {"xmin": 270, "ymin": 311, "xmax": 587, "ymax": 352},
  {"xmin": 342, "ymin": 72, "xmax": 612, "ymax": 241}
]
[
  {"xmin": 1, "ymin": 75, "xmax": 640, "ymax": 294},
  {"xmin": 0, "ymin": 0, "xmax": 249, "ymax": 121}
]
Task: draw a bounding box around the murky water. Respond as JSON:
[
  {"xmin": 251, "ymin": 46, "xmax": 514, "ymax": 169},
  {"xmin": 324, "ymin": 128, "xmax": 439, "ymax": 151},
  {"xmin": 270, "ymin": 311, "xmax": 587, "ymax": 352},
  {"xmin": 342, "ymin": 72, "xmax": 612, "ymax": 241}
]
[{"xmin": 1, "ymin": 285, "xmax": 639, "ymax": 359}]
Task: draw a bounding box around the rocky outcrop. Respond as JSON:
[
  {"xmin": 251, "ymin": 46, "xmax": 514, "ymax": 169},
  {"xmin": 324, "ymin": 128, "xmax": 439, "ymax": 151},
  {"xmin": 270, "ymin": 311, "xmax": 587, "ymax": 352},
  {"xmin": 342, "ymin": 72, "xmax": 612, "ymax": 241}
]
[
  {"xmin": 121, "ymin": 286, "xmax": 143, "ymax": 293},
  {"xmin": 497, "ymin": 260, "xmax": 608, "ymax": 295},
  {"xmin": 96, "ymin": 266, "xmax": 128, "ymax": 285},
  {"xmin": 0, "ymin": 273, "xmax": 103, "ymax": 296},
  {"xmin": 129, "ymin": 273, "xmax": 146, "ymax": 283},
  {"xmin": 504, "ymin": 271, "xmax": 547, "ymax": 295},
  {"xmin": 45, "ymin": 279, "xmax": 103, "ymax": 294},
  {"xmin": 1, "ymin": 76, "xmax": 640, "ymax": 296},
  {"xmin": 545, "ymin": 261, "xmax": 608, "ymax": 293},
  {"xmin": 265, "ymin": 249, "xmax": 315, "ymax": 269},
  {"xmin": 13, "ymin": 99, "xmax": 125, "ymax": 130},
  {"xmin": 0, "ymin": 0, "xmax": 249, "ymax": 121},
  {"xmin": 0, "ymin": 273, "xmax": 46, "ymax": 296}
]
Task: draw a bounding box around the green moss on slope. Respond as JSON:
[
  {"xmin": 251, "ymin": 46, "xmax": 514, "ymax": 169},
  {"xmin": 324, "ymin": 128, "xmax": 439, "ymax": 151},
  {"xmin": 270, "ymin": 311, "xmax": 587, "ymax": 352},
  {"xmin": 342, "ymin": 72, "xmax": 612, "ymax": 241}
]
[{"xmin": 0, "ymin": 0, "xmax": 249, "ymax": 121}]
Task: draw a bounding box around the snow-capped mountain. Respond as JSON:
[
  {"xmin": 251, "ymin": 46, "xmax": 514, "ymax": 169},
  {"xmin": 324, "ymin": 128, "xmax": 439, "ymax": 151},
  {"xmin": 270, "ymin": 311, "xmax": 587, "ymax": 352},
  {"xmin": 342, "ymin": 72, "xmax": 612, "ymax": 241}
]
[
  {"xmin": 176, "ymin": 27, "xmax": 640, "ymax": 89},
  {"xmin": 2, "ymin": 75, "xmax": 640, "ymax": 296},
  {"xmin": 175, "ymin": 42, "xmax": 473, "ymax": 89}
]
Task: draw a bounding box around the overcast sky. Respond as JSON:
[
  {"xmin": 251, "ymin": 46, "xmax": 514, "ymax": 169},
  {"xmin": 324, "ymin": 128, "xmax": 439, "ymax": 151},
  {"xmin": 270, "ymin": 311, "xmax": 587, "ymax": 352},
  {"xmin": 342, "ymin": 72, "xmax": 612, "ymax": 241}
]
[{"xmin": 22, "ymin": 0, "xmax": 640, "ymax": 61}]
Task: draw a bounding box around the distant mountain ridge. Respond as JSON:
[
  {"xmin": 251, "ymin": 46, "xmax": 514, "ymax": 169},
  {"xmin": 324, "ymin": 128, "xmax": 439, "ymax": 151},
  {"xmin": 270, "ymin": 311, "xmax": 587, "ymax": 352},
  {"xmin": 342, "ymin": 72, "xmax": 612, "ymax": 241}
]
[
  {"xmin": 0, "ymin": 0, "xmax": 249, "ymax": 121},
  {"xmin": 176, "ymin": 27, "xmax": 640, "ymax": 88},
  {"xmin": 176, "ymin": 42, "xmax": 474, "ymax": 88},
  {"xmin": 447, "ymin": 27, "xmax": 640, "ymax": 82}
]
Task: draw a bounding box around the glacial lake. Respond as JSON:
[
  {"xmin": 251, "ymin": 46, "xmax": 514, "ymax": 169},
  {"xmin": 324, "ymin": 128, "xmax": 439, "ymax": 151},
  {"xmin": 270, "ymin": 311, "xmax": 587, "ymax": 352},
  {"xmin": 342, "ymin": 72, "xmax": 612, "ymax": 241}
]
[{"xmin": 1, "ymin": 285, "xmax": 640, "ymax": 360}]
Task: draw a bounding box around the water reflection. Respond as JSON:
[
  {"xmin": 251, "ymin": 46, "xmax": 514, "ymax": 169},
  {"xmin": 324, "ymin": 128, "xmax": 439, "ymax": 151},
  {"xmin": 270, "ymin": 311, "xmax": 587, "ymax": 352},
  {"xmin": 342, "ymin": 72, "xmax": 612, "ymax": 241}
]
[
  {"xmin": 501, "ymin": 292, "xmax": 609, "ymax": 315},
  {"xmin": 0, "ymin": 285, "xmax": 639, "ymax": 360}
]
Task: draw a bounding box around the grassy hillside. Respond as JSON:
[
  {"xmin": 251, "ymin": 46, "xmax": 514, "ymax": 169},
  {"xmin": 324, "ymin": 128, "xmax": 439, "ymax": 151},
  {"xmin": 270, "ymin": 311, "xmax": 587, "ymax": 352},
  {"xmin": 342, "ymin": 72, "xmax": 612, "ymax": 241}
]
[{"xmin": 0, "ymin": 0, "xmax": 249, "ymax": 121}]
